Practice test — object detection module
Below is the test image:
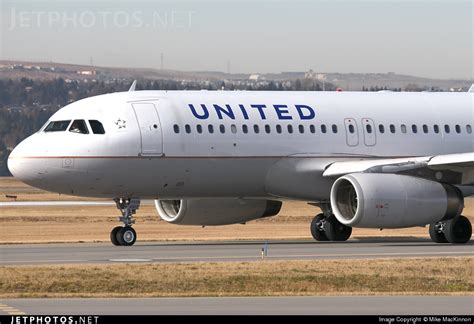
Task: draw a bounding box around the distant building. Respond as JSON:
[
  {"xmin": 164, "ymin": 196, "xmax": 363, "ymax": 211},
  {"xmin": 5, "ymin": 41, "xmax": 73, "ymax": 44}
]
[
  {"xmin": 305, "ymin": 70, "xmax": 327, "ymax": 81},
  {"xmin": 7, "ymin": 107, "xmax": 24, "ymax": 112},
  {"xmin": 249, "ymin": 74, "xmax": 261, "ymax": 81},
  {"xmin": 77, "ymin": 70, "xmax": 96, "ymax": 76}
]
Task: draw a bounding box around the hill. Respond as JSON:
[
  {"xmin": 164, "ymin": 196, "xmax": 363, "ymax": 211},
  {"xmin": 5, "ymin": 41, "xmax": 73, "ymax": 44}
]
[{"xmin": 0, "ymin": 60, "xmax": 470, "ymax": 91}]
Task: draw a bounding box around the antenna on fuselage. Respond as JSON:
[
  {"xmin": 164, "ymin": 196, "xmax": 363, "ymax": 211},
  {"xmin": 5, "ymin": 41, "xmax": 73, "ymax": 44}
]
[{"xmin": 129, "ymin": 80, "xmax": 137, "ymax": 92}]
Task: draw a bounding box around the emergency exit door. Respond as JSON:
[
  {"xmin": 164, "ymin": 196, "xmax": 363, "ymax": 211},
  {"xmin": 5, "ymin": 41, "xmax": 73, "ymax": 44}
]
[
  {"xmin": 344, "ymin": 118, "xmax": 359, "ymax": 146},
  {"xmin": 361, "ymin": 118, "xmax": 376, "ymax": 146}
]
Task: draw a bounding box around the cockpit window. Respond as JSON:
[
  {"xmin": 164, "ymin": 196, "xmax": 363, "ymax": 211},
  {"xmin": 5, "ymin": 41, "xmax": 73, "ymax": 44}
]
[
  {"xmin": 69, "ymin": 120, "xmax": 89, "ymax": 134},
  {"xmin": 44, "ymin": 120, "xmax": 71, "ymax": 132},
  {"xmin": 89, "ymin": 120, "xmax": 106, "ymax": 134}
]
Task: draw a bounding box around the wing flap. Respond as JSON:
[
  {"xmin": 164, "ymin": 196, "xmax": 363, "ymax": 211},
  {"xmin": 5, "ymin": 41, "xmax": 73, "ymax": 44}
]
[
  {"xmin": 428, "ymin": 152, "xmax": 474, "ymax": 168},
  {"xmin": 323, "ymin": 157, "xmax": 429, "ymax": 177},
  {"xmin": 323, "ymin": 152, "xmax": 474, "ymax": 178}
]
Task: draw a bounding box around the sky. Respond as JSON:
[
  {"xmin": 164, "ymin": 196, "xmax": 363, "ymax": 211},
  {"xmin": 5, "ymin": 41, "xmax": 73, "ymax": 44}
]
[{"xmin": 0, "ymin": 0, "xmax": 472, "ymax": 79}]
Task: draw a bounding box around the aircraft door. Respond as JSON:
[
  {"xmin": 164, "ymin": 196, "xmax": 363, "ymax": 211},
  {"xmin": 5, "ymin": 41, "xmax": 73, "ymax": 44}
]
[
  {"xmin": 132, "ymin": 103, "xmax": 163, "ymax": 155},
  {"xmin": 344, "ymin": 118, "xmax": 359, "ymax": 146},
  {"xmin": 361, "ymin": 118, "xmax": 376, "ymax": 146}
]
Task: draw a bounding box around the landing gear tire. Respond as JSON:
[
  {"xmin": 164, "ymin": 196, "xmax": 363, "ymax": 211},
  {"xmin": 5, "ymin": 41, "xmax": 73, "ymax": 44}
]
[
  {"xmin": 324, "ymin": 216, "xmax": 352, "ymax": 241},
  {"xmin": 444, "ymin": 216, "xmax": 472, "ymax": 244},
  {"xmin": 310, "ymin": 214, "xmax": 329, "ymax": 241},
  {"xmin": 110, "ymin": 226, "xmax": 122, "ymax": 246},
  {"xmin": 429, "ymin": 223, "xmax": 448, "ymax": 243},
  {"xmin": 117, "ymin": 226, "xmax": 137, "ymax": 246},
  {"xmin": 111, "ymin": 198, "xmax": 141, "ymax": 246}
]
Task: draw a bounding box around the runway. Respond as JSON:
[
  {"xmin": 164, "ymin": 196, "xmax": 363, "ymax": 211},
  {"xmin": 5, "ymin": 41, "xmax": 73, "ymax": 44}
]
[
  {"xmin": 0, "ymin": 296, "xmax": 472, "ymax": 315},
  {"xmin": 1, "ymin": 239, "xmax": 473, "ymax": 265}
]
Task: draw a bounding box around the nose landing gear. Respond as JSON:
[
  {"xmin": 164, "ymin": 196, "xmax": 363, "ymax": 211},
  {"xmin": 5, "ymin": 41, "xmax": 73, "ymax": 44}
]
[{"xmin": 111, "ymin": 198, "xmax": 140, "ymax": 246}]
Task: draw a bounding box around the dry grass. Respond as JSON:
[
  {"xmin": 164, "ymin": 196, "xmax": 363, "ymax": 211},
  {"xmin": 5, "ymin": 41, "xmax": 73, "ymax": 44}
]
[
  {"xmin": 1, "ymin": 177, "xmax": 473, "ymax": 244},
  {"xmin": 0, "ymin": 258, "xmax": 472, "ymax": 298}
]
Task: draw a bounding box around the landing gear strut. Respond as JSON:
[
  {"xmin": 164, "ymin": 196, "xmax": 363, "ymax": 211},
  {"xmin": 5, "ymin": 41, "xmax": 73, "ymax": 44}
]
[
  {"xmin": 310, "ymin": 204, "xmax": 352, "ymax": 242},
  {"xmin": 429, "ymin": 216, "xmax": 472, "ymax": 244},
  {"xmin": 111, "ymin": 198, "xmax": 141, "ymax": 246}
]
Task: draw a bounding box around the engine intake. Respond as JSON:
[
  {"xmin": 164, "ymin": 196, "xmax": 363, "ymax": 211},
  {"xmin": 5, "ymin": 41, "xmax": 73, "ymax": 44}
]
[
  {"xmin": 155, "ymin": 198, "xmax": 282, "ymax": 226},
  {"xmin": 330, "ymin": 173, "xmax": 463, "ymax": 228}
]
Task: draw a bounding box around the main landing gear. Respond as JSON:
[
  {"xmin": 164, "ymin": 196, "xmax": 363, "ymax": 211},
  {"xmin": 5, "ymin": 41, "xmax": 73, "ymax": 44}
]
[
  {"xmin": 429, "ymin": 216, "xmax": 472, "ymax": 244},
  {"xmin": 111, "ymin": 198, "xmax": 141, "ymax": 246},
  {"xmin": 310, "ymin": 204, "xmax": 352, "ymax": 242}
]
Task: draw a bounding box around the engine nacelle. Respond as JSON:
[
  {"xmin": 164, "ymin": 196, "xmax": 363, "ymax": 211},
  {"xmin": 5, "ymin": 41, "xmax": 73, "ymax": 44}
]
[
  {"xmin": 330, "ymin": 173, "xmax": 463, "ymax": 228},
  {"xmin": 155, "ymin": 198, "xmax": 282, "ymax": 226}
]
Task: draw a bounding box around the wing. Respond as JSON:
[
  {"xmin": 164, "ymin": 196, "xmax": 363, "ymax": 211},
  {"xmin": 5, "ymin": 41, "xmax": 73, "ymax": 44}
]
[{"xmin": 323, "ymin": 152, "xmax": 474, "ymax": 189}]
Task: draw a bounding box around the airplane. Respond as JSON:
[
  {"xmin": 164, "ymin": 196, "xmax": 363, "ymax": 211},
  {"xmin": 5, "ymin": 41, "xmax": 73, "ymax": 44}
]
[{"xmin": 7, "ymin": 83, "xmax": 474, "ymax": 246}]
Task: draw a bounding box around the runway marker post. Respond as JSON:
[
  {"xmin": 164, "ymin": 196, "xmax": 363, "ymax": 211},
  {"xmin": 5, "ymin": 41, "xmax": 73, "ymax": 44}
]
[{"xmin": 261, "ymin": 240, "xmax": 269, "ymax": 260}]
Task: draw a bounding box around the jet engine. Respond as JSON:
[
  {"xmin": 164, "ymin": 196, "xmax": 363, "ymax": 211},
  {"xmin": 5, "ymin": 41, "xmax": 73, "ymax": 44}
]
[
  {"xmin": 330, "ymin": 173, "xmax": 463, "ymax": 228},
  {"xmin": 155, "ymin": 199, "xmax": 282, "ymax": 225}
]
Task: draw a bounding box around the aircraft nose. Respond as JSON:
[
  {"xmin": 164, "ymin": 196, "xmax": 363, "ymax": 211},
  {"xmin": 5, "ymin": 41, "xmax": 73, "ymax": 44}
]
[
  {"xmin": 7, "ymin": 137, "xmax": 47, "ymax": 185},
  {"xmin": 7, "ymin": 142, "xmax": 22, "ymax": 178},
  {"xmin": 7, "ymin": 142, "xmax": 24, "ymax": 179}
]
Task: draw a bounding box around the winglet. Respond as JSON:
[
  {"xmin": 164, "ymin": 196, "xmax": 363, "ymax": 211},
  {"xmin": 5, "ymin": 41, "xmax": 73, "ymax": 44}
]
[
  {"xmin": 129, "ymin": 80, "xmax": 137, "ymax": 92},
  {"xmin": 469, "ymin": 84, "xmax": 474, "ymax": 93}
]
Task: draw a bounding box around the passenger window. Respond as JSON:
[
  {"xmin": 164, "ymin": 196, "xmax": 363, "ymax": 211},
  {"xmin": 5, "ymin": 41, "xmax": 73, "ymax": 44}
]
[
  {"xmin": 321, "ymin": 125, "xmax": 327, "ymax": 134},
  {"xmin": 455, "ymin": 125, "xmax": 461, "ymax": 134},
  {"xmin": 196, "ymin": 125, "xmax": 203, "ymax": 134},
  {"xmin": 185, "ymin": 124, "xmax": 191, "ymax": 134},
  {"xmin": 69, "ymin": 120, "xmax": 89, "ymax": 134},
  {"xmin": 242, "ymin": 125, "xmax": 248, "ymax": 134},
  {"xmin": 467, "ymin": 125, "xmax": 472, "ymax": 134},
  {"xmin": 412, "ymin": 125, "xmax": 417, "ymax": 133},
  {"xmin": 173, "ymin": 125, "xmax": 180, "ymax": 133},
  {"xmin": 208, "ymin": 125, "xmax": 214, "ymax": 134},
  {"xmin": 89, "ymin": 120, "xmax": 105, "ymax": 134},
  {"xmin": 44, "ymin": 120, "xmax": 71, "ymax": 132},
  {"xmin": 219, "ymin": 124, "xmax": 225, "ymax": 134},
  {"xmin": 366, "ymin": 124, "xmax": 372, "ymax": 134},
  {"xmin": 378, "ymin": 125, "xmax": 384, "ymax": 134},
  {"xmin": 231, "ymin": 124, "xmax": 237, "ymax": 134},
  {"xmin": 276, "ymin": 125, "xmax": 282, "ymax": 134},
  {"xmin": 389, "ymin": 124, "xmax": 395, "ymax": 133},
  {"xmin": 422, "ymin": 125, "xmax": 428, "ymax": 134},
  {"xmin": 287, "ymin": 125, "xmax": 293, "ymax": 134},
  {"xmin": 401, "ymin": 124, "xmax": 407, "ymax": 134},
  {"xmin": 299, "ymin": 125, "xmax": 304, "ymax": 134},
  {"xmin": 254, "ymin": 125, "xmax": 259, "ymax": 134},
  {"xmin": 309, "ymin": 125, "xmax": 316, "ymax": 133},
  {"xmin": 265, "ymin": 125, "xmax": 271, "ymax": 134},
  {"xmin": 433, "ymin": 125, "xmax": 440, "ymax": 134},
  {"xmin": 332, "ymin": 124, "xmax": 338, "ymax": 133},
  {"xmin": 349, "ymin": 124, "xmax": 355, "ymax": 134},
  {"xmin": 444, "ymin": 125, "xmax": 450, "ymax": 134}
]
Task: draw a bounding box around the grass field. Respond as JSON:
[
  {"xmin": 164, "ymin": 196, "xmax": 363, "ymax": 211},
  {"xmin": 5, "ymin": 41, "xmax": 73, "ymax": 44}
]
[
  {"xmin": 1, "ymin": 177, "xmax": 473, "ymax": 243},
  {"xmin": 1, "ymin": 258, "xmax": 472, "ymax": 298}
]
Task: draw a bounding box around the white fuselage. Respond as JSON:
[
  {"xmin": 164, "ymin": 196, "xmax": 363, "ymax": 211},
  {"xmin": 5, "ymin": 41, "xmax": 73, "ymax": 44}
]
[{"xmin": 7, "ymin": 90, "xmax": 473, "ymax": 201}]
